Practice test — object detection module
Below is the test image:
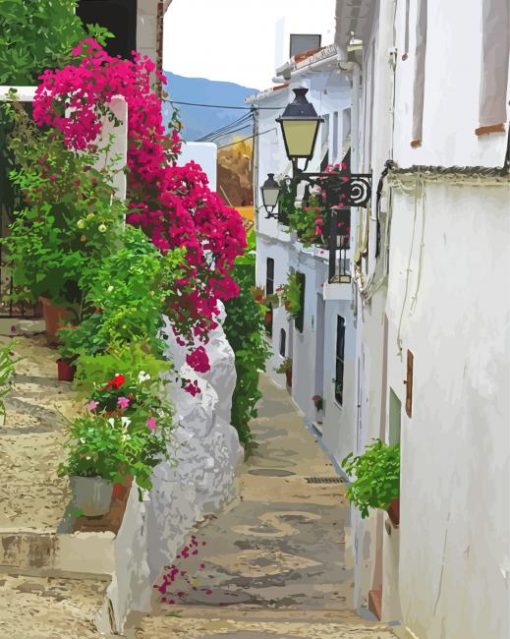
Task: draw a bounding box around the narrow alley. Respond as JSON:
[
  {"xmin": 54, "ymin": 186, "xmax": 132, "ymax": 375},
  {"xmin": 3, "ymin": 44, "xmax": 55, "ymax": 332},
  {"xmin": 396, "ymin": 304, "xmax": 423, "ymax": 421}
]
[{"xmin": 135, "ymin": 375, "xmax": 396, "ymax": 639}]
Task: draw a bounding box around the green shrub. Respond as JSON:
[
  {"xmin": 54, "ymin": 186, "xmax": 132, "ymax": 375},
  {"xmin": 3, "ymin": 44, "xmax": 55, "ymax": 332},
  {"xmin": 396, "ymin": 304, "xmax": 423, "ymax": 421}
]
[
  {"xmin": 342, "ymin": 439, "xmax": 400, "ymax": 518},
  {"xmin": 224, "ymin": 232, "xmax": 270, "ymax": 455},
  {"xmin": 0, "ymin": 0, "xmax": 111, "ymax": 85}
]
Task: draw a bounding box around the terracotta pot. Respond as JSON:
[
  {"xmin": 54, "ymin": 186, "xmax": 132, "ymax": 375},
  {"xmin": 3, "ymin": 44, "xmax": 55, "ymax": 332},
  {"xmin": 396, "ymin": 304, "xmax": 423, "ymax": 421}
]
[
  {"xmin": 38, "ymin": 296, "xmax": 69, "ymax": 346},
  {"xmin": 387, "ymin": 497, "xmax": 400, "ymax": 528},
  {"xmin": 285, "ymin": 367, "xmax": 292, "ymax": 388},
  {"xmin": 57, "ymin": 357, "xmax": 76, "ymax": 382},
  {"xmin": 112, "ymin": 475, "xmax": 133, "ymax": 500}
]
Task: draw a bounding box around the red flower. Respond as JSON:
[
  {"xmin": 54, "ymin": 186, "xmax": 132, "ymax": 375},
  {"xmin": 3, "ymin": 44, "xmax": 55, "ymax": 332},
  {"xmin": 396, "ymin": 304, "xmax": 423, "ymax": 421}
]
[{"xmin": 106, "ymin": 374, "xmax": 126, "ymax": 390}]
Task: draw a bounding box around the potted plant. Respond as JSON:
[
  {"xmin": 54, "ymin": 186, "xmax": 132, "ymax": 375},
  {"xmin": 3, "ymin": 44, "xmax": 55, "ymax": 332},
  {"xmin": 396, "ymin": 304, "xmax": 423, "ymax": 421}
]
[
  {"xmin": 312, "ymin": 394, "xmax": 324, "ymax": 422},
  {"xmin": 58, "ymin": 414, "xmax": 130, "ymax": 516},
  {"xmin": 81, "ymin": 363, "xmax": 175, "ymax": 494},
  {"xmin": 278, "ymin": 273, "xmax": 301, "ymax": 320},
  {"xmin": 275, "ymin": 357, "xmax": 293, "ymax": 388},
  {"xmin": 249, "ymin": 285, "xmax": 265, "ymax": 304},
  {"xmin": 1, "ymin": 106, "xmax": 125, "ymax": 345},
  {"xmin": 55, "ymin": 325, "xmax": 78, "ymax": 381},
  {"xmin": 342, "ymin": 439, "xmax": 400, "ymax": 524}
]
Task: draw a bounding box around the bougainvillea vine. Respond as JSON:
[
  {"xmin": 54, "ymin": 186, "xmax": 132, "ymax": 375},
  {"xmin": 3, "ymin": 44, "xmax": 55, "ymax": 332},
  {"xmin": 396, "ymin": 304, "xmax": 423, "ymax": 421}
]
[{"xmin": 33, "ymin": 39, "xmax": 246, "ymax": 373}]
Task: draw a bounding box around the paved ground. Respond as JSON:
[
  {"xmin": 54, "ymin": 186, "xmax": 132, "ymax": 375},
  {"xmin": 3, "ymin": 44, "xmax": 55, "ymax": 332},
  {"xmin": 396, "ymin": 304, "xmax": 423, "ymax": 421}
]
[
  {"xmin": 0, "ymin": 336, "xmax": 81, "ymax": 532},
  {"xmin": 135, "ymin": 375, "xmax": 396, "ymax": 638}
]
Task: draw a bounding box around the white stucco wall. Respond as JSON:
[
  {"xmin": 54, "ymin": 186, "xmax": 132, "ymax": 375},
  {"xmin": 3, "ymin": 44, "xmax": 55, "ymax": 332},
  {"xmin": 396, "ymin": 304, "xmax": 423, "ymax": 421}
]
[
  {"xmin": 392, "ymin": 0, "xmax": 510, "ymax": 169},
  {"xmin": 98, "ymin": 306, "xmax": 242, "ymax": 633},
  {"xmin": 385, "ymin": 183, "xmax": 510, "ymax": 639}
]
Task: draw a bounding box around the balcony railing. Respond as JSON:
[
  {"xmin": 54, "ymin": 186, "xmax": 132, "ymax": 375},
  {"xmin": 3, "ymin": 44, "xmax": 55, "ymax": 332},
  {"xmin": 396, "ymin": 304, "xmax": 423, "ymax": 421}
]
[{"xmin": 327, "ymin": 208, "xmax": 351, "ymax": 284}]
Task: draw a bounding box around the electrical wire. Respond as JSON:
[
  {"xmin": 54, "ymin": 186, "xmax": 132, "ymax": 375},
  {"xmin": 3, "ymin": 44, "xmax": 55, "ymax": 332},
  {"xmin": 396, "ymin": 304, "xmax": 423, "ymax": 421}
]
[
  {"xmin": 217, "ymin": 127, "xmax": 277, "ymax": 150},
  {"xmin": 208, "ymin": 122, "xmax": 254, "ymax": 142},
  {"xmin": 163, "ymin": 98, "xmax": 282, "ymax": 111},
  {"xmin": 196, "ymin": 113, "xmax": 253, "ymax": 142}
]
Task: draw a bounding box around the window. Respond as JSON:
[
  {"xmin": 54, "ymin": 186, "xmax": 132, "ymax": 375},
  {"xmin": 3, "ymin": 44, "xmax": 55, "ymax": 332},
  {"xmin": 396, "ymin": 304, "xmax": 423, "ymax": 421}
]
[
  {"xmin": 279, "ymin": 329, "xmax": 286, "ymax": 357},
  {"xmin": 477, "ymin": 0, "xmax": 510, "ymax": 135},
  {"xmin": 335, "ymin": 316, "xmax": 345, "ymax": 405},
  {"xmin": 295, "ymin": 272, "xmax": 305, "ymax": 333},
  {"xmin": 289, "ymin": 34, "xmax": 322, "ymax": 58},
  {"xmin": 266, "ymin": 258, "xmax": 274, "ymax": 295}
]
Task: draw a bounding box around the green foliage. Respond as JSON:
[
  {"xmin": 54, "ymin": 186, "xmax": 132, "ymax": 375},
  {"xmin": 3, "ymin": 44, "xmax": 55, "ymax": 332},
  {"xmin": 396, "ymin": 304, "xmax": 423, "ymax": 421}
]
[
  {"xmin": 58, "ymin": 227, "xmax": 185, "ymax": 359},
  {"xmin": 276, "ymin": 179, "xmax": 296, "ymax": 227},
  {"xmin": 342, "ymin": 440, "xmax": 400, "ymax": 519},
  {"xmin": 224, "ymin": 243, "xmax": 270, "ymax": 455},
  {"xmin": 58, "ymin": 413, "xmax": 131, "ymax": 482},
  {"xmin": 58, "ymin": 369, "xmax": 175, "ymax": 491},
  {"xmin": 0, "ymin": 340, "xmax": 20, "ymax": 419},
  {"xmin": 74, "ymin": 344, "xmax": 171, "ymax": 393},
  {"xmin": 1, "ymin": 105, "xmax": 125, "ymax": 310},
  {"xmin": 288, "ymin": 191, "xmax": 327, "ymax": 247},
  {"xmin": 0, "ymin": 0, "xmax": 111, "ymax": 85},
  {"xmin": 275, "ymin": 357, "xmax": 292, "ymax": 375},
  {"xmin": 278, "ymin": 272, "xmax": 302, "ymax": 320}
]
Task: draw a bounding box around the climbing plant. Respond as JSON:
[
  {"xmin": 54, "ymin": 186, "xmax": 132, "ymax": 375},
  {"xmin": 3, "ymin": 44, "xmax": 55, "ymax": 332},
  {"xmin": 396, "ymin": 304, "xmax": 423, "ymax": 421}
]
[{"xmin": 224, "ymin": 231, "xmax": 270, "ymax": 455}]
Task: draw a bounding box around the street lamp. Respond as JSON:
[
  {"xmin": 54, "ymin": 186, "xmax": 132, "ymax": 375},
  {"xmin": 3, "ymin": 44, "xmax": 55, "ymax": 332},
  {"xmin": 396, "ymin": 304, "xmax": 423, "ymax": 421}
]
[
  {"xmin": 276, "ymin": 88, "xmax": 323, "ymax": 169},
  {"xmin": 261, "ymin": 87, "xmax": 373, "ymax": 284},
  {"xmin": 260, "ymin": 173, "xmax": 280, "ymax": 218}
]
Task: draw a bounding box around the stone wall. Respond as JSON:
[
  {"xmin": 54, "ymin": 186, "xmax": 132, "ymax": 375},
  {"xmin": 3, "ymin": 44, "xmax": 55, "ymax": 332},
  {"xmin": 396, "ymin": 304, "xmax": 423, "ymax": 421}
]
[{"xmin": 98, "ymin": 305, "xmax": 242, "ymax": 634}]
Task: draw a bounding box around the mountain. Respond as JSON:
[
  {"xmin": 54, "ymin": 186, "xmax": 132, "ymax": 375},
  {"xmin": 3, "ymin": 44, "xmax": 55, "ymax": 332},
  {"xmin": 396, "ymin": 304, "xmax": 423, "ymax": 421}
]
[{"xmin": 162, "ymin": 72, "xmax": 259, "ymax": 142}]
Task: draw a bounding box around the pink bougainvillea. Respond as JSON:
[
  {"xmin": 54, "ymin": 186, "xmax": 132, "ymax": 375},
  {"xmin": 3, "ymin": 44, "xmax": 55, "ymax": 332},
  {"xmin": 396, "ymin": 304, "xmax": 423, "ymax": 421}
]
[
  {"xmin": 185, "ymin": 346, "xmax": 211, "ymax": 374},
  {"xmin": 33, "ymin": 40, "xmax": 246, "ymax": 372}
]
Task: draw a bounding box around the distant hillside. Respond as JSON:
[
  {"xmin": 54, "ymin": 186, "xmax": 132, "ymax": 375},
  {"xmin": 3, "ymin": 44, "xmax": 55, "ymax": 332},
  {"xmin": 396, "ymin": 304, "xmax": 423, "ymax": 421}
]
[{"xmin": 162, "ymin": 72, "xmax": 258, "ymax": 142}]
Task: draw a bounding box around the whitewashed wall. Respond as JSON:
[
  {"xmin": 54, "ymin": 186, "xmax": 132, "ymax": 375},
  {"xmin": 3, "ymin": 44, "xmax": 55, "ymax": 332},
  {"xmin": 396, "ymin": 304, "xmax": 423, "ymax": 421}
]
[
  {"xmin": 385, "ymin": 183, "xmax": 510, "ymax": 639},
  {"xmin": 98, "ymin": 307, "xmax": 242, "ymax": 633},
  {"xmin": 392, "ymin": 0, "xmax": 510, "ymax": 169}
]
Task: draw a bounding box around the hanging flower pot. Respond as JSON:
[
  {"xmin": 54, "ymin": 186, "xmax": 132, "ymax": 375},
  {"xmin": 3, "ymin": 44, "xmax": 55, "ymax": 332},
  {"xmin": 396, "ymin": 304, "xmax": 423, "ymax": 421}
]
[
  {"xmin": 38, "ymin": 296, "xmax": 69, "ymax": 346},
  {"xmin": 56, "ymin": 357, "xmax": 76, "ymax": 382},
  {"xmin": 70, "ymin": 476, "xmax": 113, "ymax": 517}
]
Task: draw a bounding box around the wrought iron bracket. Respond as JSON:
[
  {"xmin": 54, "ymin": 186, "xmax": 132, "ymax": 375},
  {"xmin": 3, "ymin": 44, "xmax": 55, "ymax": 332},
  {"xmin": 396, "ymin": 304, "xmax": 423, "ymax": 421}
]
[{"xmin": 289, "ymin": 168, "xmax": 373, "ymax": 208}]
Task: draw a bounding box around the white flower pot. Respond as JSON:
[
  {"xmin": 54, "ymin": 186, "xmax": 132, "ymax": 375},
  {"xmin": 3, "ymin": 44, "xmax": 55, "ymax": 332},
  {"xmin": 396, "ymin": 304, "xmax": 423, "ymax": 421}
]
[{"xmin": 70, "ymin": 476, "xmax": 114, "ymax": 516}]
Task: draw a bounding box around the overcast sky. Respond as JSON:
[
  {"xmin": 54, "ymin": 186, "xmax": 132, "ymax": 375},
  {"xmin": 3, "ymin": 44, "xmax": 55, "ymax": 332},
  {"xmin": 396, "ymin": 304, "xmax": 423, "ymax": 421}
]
[{"xmin": 163, "ymin": 0, "xmax": 336, "ymax": 91}]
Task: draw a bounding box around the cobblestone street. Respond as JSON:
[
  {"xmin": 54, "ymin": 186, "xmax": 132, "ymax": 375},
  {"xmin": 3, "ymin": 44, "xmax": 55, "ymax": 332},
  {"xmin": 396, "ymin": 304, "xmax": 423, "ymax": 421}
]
[{"xmin": 134, "ymin": 375, "xmax": 396, "ymax": 638}]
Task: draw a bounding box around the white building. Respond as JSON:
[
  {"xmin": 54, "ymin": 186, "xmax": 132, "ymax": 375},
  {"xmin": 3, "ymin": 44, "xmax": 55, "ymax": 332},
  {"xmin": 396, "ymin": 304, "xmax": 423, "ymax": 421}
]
[
  {"xmin": 248, "ymin": 37, "xmax": 364, "ymax": 470},
  {"xmin": 335, "ymin": 1, "xmax": 510, "ymax": 638},
  {"xmin": 252, "ymin": 1, "xmax": 510, "ymax": 637}
]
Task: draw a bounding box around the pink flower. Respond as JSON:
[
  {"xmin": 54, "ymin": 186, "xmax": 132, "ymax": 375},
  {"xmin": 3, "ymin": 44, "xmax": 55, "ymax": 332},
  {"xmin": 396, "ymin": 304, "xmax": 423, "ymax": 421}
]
[
  {"xmin": 186, "ymin": 346, "xmax": 210, "ymax": 373},
  {"xmin": 87, "ymin": 400, "xmax": 99, "ymax": 411},
  {"xmin": 147, "ymin": 417, "xmax": 157, "ymax": 430},
  {"xmin": 117, "ymin": 396, "xmax": 130, "ymax": 409},
  {"xmin": 32, "ymin": 40, "xmax": 246, "ymax": 346}
]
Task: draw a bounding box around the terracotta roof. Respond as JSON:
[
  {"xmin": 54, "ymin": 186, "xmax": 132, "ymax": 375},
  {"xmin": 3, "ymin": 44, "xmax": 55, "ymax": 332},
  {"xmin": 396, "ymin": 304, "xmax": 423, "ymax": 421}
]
[{"xmin": 294, "ymin": 47, "xmax": 323, "ymax": 64}]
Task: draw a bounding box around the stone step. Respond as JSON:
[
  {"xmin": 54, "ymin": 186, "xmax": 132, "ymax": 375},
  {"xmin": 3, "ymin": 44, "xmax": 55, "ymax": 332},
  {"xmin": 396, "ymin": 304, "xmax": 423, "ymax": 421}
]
[
  {"xmin": 0, "ymin": 573, "xmax": 109, "ymax": 639},
  {"xmin": 0, "ymin": 530, "xmax": 115, "ymax": 579},
  {"xmin": 134, "ymin": 612, "xmax": 398, "ymax": 638}
]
